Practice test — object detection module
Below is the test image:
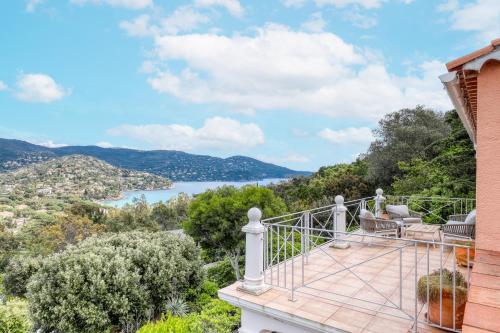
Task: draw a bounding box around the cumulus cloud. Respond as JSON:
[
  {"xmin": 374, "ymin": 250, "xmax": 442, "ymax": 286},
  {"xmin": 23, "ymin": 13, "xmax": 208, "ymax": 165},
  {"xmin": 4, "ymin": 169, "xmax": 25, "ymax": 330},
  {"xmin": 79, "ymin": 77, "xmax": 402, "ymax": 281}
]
[
  {"xmin": 96, "ymin": 141, "xmax": 114, "ymax": 148},
  {"xmin": 38, "ymin": 140, "xmax": 68, "ymax": 148},
  {"xmin": 107, "ymin": 117, "xmax": 264, "ymax": 151},
  {"xmin": 259, "ymin": 153, "xmax": 310, "ymax": 164},
  {"xmin": 344, "ymin": 10, "xmax": 378, "ymax": 29},
  {"xmin": 439, "ymin": 0, "xmax": 500, "ymax": 42},
  {"xmin": 282, "ymin": 0, "xmax": 308, "ymax": 7},
  {"xmin": 145, "ymin": 24, "xmax": 451, "ymax": 120},
  {"xmin": 319, "ymin": 127, "xmax": 373, "ymax": 144},
  {"xmin": 314, "ymin": 0, "xmax": 386, "ymax": 9},
  {"xmin": 195, "ymin": 0, "xmax": 244, "ymax": 17},
  {"xmin": 71, "ymin": 0, "xmax": 153, "ymax": 9},
  {"xmin": 301, "ymin": 12, "xmax": 327, "ymax": 32},
  {"xmin": 0, "ymin": 81, "xmax": 7, "ymax": 91},
  {"xmin": 120, "ymin": 15, "xmax": 157, "ymax": 37},
  {"xmin": 26, "ymin": 0, "xmax": 44, "ymax": 12},
  {"xmin": 15, "ymin": 73, "xmax": 68, "ymax": 103}
]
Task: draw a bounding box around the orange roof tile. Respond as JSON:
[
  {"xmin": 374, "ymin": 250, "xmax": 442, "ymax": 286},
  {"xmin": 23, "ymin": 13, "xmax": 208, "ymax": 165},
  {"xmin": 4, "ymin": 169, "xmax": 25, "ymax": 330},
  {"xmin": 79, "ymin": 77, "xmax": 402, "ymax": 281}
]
[{"xmin": 446, "ymin": 39, "xmax": 500, "ymax": 71}]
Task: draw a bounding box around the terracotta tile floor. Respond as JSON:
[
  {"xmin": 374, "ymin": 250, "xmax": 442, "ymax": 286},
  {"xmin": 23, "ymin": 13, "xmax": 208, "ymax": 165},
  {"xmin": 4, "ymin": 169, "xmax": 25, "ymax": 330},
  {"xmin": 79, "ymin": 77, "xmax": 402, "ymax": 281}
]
[{"xmin": 220, "ymin": 235, "xmax": 471, "ymax": 332}]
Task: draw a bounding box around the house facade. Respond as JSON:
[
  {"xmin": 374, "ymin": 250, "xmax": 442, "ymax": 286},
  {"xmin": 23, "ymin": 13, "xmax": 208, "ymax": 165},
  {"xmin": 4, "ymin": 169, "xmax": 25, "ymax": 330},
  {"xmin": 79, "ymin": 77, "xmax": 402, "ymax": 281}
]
[{"xmin": 440, "ymin": 38, "xmax": 500, "ymax": 333}]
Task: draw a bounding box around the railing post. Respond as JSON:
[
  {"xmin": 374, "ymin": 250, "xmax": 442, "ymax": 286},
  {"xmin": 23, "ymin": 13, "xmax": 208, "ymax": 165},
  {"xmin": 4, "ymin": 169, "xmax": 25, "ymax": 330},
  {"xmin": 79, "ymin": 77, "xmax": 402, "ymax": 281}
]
[
  {"xmin": 375, "ymin": 188, "xmax": 385, "ymax": 218},
  {"xmin": 238, "ymin": 207, "xmax": 271, "ymax": 295},
  {"xmin": 330, "ymin": 195, "xmax": 350, "ymax": 249}
]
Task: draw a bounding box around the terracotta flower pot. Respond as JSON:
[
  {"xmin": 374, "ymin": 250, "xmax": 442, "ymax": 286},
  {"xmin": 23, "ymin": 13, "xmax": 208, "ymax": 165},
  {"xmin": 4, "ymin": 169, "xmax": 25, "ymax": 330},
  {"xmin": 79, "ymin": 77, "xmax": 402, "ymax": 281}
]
[
  {"xmin": 428, "ymin": 290, "xmax": 466, "ymax": 329},
  {"xmin": 455, "ymin": 246, "xmax": 475, "ymax": 267}
]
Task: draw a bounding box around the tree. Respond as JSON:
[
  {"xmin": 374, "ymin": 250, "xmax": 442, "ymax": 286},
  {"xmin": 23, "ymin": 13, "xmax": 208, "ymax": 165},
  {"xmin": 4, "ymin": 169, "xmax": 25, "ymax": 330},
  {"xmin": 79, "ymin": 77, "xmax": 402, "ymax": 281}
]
[
  {"xmin": 3, "ymin": 255, "xmax": 41, "ymax": 297},
  {"xmin": 365, "ymin": 106, "xmax": 450, "ymax": 187},
  {"xmin": 392, "ymin": 111, "xmax": 476, "ymax": 197},
  {"xmin": 27, "ymin": 231, "xmax": 204, "ymax": 333},
  {"xmin": 184, "ymin": 186, "xmax": 286, "ymax": 280}
]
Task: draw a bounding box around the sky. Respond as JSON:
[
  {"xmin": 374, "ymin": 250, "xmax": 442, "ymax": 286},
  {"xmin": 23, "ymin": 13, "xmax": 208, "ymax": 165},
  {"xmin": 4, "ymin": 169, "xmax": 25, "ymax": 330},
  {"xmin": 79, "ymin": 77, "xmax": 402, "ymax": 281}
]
[{"xmin": 0, "ymin": 0, "xmax": 499, "ymax": 172}]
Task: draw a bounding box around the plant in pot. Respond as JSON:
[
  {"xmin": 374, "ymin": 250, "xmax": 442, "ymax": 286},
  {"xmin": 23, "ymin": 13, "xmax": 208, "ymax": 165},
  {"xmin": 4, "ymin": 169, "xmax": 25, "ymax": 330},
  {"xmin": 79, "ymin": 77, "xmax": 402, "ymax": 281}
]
[
  {"xmin": 417, "ymin": 269, "xmax": 468, "ymax": 329},
  {"xmin": 453, "ymin": 240, "xmax": 475, "ymax": 267}
]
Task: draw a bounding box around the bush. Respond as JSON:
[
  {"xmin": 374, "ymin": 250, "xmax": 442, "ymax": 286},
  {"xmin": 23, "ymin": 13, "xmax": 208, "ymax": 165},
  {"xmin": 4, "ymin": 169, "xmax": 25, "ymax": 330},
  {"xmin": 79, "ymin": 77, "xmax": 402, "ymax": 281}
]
[
  {"xmin": 0, "ymin": 298, "xmax": 31, "ymax": 333},
  {"xmin": 137, "ymin": 299, "xmax": 240, "ymax": 333},
  {"xmin": 206, "ymin": 258, "xmax": 239, "ymax": 288},
  {"xmin": 28, "ymin": 231, "xmax": 204, "ymax": 333},
  {"xmin": 3, "ymin": 255, "xmax": 41, "ymax": 297}
]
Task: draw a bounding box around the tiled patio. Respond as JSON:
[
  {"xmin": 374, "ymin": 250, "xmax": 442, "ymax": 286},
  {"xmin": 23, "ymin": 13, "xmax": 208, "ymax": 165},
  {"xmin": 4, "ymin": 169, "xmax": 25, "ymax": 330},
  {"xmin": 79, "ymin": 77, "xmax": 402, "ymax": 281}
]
[{"xmin": 220, "ymin": 235, "xmax": 470, "ymax": 333}]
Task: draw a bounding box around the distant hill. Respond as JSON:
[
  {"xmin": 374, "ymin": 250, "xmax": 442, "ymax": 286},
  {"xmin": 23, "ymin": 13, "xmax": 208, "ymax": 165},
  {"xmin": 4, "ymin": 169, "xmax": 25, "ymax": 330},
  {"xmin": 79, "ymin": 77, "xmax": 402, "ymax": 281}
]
[
  {"xmin": 0, "ymin": 155, "xmax": 171, "ymax": 200},
  {"xmin": 0, "ymin": 138, "xmax": 310, "ymax": 181}
]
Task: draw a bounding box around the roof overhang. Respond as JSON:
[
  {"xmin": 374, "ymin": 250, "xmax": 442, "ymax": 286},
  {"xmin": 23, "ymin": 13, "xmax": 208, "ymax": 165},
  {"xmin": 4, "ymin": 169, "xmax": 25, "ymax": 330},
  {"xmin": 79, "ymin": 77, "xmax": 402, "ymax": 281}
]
[{"xmin": 439, "ymin": 39, "xmax": 500, "ymax": 148}]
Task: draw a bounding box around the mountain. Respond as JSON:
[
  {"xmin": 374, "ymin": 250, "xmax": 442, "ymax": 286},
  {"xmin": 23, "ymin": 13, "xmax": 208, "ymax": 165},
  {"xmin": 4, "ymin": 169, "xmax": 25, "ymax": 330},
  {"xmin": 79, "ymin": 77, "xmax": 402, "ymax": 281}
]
[
  {"xmin": 0, "ymin": 155, "xmax": 171, "ymax": 200},
  {"xmin": 0, "ymin": 138, "xmax": 310, "ymax": 181}
]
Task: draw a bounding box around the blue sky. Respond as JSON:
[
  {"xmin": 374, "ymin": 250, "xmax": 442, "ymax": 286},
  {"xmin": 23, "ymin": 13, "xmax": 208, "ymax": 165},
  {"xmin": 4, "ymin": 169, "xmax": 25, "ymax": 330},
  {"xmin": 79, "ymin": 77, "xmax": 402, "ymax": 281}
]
[{"xmin": 0, "ymin": 0, "xmax": 498, "ymax": 171}]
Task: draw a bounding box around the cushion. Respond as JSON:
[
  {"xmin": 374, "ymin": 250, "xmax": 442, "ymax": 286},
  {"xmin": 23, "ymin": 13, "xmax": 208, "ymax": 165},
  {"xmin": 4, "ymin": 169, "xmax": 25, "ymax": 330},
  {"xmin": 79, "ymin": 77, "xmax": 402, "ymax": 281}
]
[
  {"xmin": 386, "ymin": 205, "xmax": 410, "ymax": 218},
  {"xmin": 465, "ymin": 209, "xmax": 476, "ymax": 225},
  {"xmin": 402, "ymin": 217, "xmax": 422, "ymax": 224},
  {"xmin": 360, "ymin": 209, "xmax": 375, "ymax": 219}
]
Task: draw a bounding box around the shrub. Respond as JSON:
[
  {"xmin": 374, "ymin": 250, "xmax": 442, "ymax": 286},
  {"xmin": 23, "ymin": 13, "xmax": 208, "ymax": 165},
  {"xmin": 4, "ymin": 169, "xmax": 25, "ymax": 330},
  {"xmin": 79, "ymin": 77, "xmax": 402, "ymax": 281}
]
[
  {"xmin": 206, "ymin": 258, "xmax": 239, "ymax": 288},
  {"xmin": 417, "ymin": 269, "xmax": 467, "ymax": 305},
  {"xmin": 137, "ymin": 299, "xmax": 240, "ymax": 333},
  {"xmin": 28, "ymin": 231, "xmax": 204, "ymax": 333},
  {"xmin": 3, "ymin": 255, "xmax": 41, "ymax": 297},
  {"xmin": 0, "ymin": 298, "xmax": 31, "ymax": 333}
]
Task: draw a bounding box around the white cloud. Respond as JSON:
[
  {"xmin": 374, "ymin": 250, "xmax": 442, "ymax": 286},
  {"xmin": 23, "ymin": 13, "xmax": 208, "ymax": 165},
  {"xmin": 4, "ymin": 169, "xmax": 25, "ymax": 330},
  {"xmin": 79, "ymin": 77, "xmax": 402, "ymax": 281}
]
[
  {"xmin": 301, "ymin": 12, "xmax": 327, "ymax": 32},
  {"xmin": 15, "ymin": 73, "xmax": 68, "ymax": 103},
  {"xmin": 344, "ymin": 10, "xmax": 378, "ymax": 29},
  {"xmin": 38, "ymin": 140, "xmax": 68, "ymax": 148},
  {"xmin": 314, "ymin": 0, "xmax": 386, "ymax": 9},
  {"xmin": 96, "ymin": 141, "xmax": 114, "ymax": 148},
  {"xmin": 161, "ymin": 6, "xmax": 210, "ymax": 35},
  {"xmin": 145, "ymin": 24, "xmax": 451, "ymax": 120},
  {"xmin": 319, "ymin": 127, "xmax": 373, "ymax": 144},
  {"xmin": 259, "ymin": 153, "xmax": 310, "ymax": 165},
  {"xmin": 107, "ymin": 117, "xmax": 264, "ymax": 151},
  {"xmin": 439, "ymin": 0, "xmax": 500, "ymax": 42},
  {"xmin": 0, "ymin": 81, "xmax": 7, "ymax": 91},
  {"xmin": 282, "ymin": 0, "xmax": 308, "ymax": 8},
  {"xmin": 195, "ymin": 0, "xmax": 244, "ymax": 17},
  {"xmin": 26, "ymin": 0, "xmax": 44, "ymax": 12},
  {"xmin": 71, "ymin": 0, "xmax": 153, "ymax": 10},
  {"xmin": 119, "ymin": 15, "xmax": 157, "ymax": 37}
]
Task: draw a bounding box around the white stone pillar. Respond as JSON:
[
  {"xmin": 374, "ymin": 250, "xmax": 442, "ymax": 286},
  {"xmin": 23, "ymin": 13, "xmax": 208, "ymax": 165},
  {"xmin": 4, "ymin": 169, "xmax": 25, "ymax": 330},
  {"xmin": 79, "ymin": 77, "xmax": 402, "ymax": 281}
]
[
  {"xmin": 238, "ymin": 207, "xmax": 271, "ymax": 295},
  {"xmin": 330, "ymin": 195, "xmax": 350, "ymax": 249},
  {"xmin": 375, "ymin": 188, "xmax": 385, "ymax": 218}
]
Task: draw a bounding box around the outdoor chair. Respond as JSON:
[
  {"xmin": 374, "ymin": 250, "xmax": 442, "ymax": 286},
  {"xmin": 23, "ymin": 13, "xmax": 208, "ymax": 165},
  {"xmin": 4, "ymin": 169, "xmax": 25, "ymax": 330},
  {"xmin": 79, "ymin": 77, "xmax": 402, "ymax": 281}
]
[
  {"xmin": 386, "ymin": 204, "xmax": 423, "ymax": 226},
  {"xmin": 359, "ymin": 209, "xmax": 399, "ymax": 243},
  {"xmin": 442, "ymin": 209, "xmax": 476, "ymax": 240}
]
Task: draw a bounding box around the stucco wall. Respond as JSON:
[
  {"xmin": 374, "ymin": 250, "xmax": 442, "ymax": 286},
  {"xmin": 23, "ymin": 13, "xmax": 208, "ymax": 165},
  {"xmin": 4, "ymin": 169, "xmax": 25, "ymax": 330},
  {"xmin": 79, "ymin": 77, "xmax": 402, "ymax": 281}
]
[{"xmin": 476, "ymin": 60, "xmax": 500, "ymax": 252}]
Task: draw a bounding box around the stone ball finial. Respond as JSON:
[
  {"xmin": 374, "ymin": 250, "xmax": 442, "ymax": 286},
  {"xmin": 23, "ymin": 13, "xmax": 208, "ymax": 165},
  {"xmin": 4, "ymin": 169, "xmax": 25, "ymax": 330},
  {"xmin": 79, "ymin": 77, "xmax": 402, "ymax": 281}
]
[
  {"xmin": 335, "ymin": 195, "xmax": 344, "ymax": 205},
  {"xmin": 376, "ymin": 188, "xmax": 383, "ymax": 196},
  {"xmin": 248, "ymin": 207, "xmax": 262, "ymax": 221}
]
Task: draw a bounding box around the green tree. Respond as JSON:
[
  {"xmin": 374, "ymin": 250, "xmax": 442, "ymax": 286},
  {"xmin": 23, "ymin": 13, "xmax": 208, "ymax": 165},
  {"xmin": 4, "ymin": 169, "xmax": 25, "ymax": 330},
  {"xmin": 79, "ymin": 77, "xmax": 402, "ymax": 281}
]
[
  {"xmin": 365, "ymin": 106, "xmax": 450, "ymax": 187},
  {"xmin": 28, "ymin": 231, "xmax": 204, "ymax": 333},
  {"xmin": 3, "ymin": 255, "xmax": 41, "ymax": 297},
  {"xmin": 184, "ymin": 186, "xmax": 286, "ymax": 280}
]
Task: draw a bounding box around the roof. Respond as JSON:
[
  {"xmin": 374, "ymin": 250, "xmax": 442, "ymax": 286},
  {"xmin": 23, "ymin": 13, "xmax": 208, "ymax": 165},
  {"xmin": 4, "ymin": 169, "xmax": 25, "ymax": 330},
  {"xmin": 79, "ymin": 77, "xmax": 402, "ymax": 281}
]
[{"xmin": 440, "ymin": 38, "xmax": 500, "ymax": 147}]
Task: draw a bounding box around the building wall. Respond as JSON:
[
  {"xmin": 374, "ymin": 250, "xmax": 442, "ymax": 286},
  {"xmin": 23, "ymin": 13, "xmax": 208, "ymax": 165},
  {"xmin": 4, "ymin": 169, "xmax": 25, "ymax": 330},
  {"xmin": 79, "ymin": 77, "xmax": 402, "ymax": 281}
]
[
  {"xmin": 476, "ymin": 60, "xmax": 500, "ymax": 252},
  {"xmin": 238, "ymin": 308, "xmax": 328, "ymax": 333}
]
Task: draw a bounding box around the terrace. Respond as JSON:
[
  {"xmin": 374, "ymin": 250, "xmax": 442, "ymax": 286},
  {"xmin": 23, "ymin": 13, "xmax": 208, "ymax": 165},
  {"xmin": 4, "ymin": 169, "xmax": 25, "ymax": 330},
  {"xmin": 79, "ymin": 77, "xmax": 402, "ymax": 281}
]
[{"xmin": 219, "ymin": 191, "xmax": 476, "ymax": 333}]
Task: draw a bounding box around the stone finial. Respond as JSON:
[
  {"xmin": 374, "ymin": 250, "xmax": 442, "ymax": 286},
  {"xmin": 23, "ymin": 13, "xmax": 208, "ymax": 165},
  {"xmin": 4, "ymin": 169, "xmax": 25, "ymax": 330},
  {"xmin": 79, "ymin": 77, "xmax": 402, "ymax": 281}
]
[
  {"xmin": 376, "ymin": 188, "xmax": 383, "ymax": 196},
  {"xmin": 247, "ymin": 207, "xmax": 262, "ymax": 221},
  {"xmin": 335, "ymin": 195, "xmax": 344, "ymax": 205}
]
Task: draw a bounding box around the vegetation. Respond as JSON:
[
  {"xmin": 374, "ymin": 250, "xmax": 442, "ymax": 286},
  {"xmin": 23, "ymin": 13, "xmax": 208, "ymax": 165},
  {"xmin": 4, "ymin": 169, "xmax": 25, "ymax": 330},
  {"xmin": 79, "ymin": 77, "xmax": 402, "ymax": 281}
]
[
  {"xmin": 28, "ymin": 231, "xmax": 203, "ymax": 333},
  {"xmin": 417, "ymin": 269, "xmax": 468, "ymax": 305},
  {"xmin": 184, "ymin": 186, "xmax": 286, "ymax": 280},
  {"xmin": 136, "ymin": 299, "xmax": 240, "ymax": 333},
  {"xmin": 0, "ymin": 298, "xmax": 31, "ymax": 333}
]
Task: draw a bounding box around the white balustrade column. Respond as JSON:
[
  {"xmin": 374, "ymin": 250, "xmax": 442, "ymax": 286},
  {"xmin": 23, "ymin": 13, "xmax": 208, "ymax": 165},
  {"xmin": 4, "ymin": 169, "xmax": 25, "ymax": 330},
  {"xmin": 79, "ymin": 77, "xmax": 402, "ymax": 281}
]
[
  {"xmin": 375, "ymin": 188, "xmax": 385, "ymax": 218},
  {"xmin": 330, "ymin": 195, "xmax": 350, "ymax": 249},
  {"xmin": 238, "ymin": 207, "xmax": 271, "ymax": 295}
]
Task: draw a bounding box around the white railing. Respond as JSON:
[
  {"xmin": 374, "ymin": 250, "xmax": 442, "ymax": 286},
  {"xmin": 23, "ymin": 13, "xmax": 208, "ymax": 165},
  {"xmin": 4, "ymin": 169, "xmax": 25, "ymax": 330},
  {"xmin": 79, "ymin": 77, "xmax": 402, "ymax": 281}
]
[{"xmin": 255, "ymin": 190, "xmax": 475, "ymax": 332}]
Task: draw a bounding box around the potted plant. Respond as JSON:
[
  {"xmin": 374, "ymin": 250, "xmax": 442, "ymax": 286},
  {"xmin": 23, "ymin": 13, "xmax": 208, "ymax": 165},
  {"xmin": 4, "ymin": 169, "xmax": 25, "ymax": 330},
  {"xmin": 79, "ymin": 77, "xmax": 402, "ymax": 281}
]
[
  {"xmin": 417, "ymin": 269, "xmax": 468, "ymax": 329},
  {"xmin": 453, "ymin": 240, "xmax": 475, "ymax": 267}
]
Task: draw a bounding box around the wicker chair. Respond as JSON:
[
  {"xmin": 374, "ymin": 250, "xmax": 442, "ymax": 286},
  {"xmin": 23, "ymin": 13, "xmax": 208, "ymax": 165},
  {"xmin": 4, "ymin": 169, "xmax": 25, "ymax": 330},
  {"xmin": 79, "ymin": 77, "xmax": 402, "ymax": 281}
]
[
  {"xmin": 386, "ymin": 204, "xmax": 423, "ymax": 226},
  {"xmin": 359, "ymin": 209, "xmax": 399, "ymax": 241},
  {"xmin": 442, "ymin": 212, "xmax": 476, "ymax": 240}
]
